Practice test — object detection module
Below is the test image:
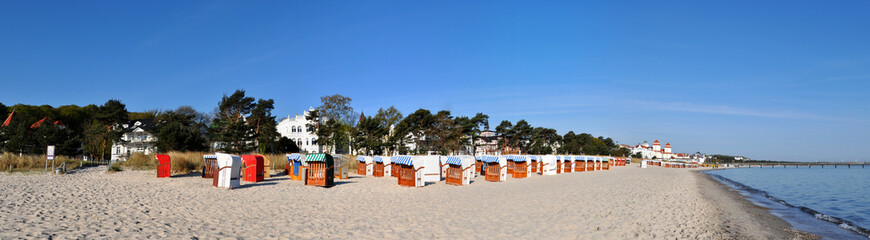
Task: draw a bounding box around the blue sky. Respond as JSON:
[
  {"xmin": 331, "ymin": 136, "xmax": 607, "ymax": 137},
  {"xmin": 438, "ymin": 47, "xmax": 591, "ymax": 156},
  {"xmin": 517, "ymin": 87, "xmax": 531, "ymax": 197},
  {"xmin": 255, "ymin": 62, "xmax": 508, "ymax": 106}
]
[{"xmin": 2, "ymin": 1, "xmax": 869, "ymax": 161}]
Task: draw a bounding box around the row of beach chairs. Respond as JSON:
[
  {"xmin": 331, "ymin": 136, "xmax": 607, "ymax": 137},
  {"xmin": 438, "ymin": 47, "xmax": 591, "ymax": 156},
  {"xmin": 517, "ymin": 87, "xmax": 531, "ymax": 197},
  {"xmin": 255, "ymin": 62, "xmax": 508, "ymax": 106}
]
[
  {"xmin": 354, "ymin": 155, "xmax": 632, "ymax": 188},
  {"xmin": 641, "ymin": 160, "xmax": 699, "ymax": 168}
]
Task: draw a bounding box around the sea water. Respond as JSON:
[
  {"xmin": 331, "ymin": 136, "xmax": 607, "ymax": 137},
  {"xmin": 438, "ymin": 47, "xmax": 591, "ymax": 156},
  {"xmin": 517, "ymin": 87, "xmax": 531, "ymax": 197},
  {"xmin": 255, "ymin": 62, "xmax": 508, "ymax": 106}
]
[{"xmin": 706, "ymin": 166, "xmax": 870, "ymax": 239}]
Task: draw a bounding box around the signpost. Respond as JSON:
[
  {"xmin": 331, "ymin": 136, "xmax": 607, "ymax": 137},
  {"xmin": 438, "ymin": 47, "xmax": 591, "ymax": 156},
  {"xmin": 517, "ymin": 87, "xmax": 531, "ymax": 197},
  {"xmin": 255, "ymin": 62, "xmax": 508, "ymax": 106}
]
[{"xmin": 45, "ymin": 145, "xmax": 55, "ymax": 173}]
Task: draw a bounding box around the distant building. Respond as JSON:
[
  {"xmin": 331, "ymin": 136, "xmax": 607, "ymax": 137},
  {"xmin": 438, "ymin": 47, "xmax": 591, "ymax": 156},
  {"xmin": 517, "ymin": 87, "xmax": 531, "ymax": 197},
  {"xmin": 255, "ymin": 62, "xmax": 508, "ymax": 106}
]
[
  {"xmin": 277, "ymin": 107, "xmax": 319, "ymax": 153},
  {"xmin": 474, "ymin": 130, "xmax": 499, "ymax": 155},
  {"xmin": 111, "ymin": 118, "xmax": 158, "ymax": 161},
  {"xmin": 630, "ymin": 140, "xmax": 692, "ymax": 161}
]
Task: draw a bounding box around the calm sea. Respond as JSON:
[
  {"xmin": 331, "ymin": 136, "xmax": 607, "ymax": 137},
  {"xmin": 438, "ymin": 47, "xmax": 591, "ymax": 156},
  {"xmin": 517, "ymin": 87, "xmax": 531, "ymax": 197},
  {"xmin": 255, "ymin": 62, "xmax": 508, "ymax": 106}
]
[{"xmin": 706, "ymin": 167, "xmax": 870, "ymax": 239}]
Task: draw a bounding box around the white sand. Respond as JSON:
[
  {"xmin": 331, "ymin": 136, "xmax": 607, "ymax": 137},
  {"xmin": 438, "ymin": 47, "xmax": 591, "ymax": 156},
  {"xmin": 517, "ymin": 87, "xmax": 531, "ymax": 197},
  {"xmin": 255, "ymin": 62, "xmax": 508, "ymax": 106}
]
[{"xmin": 0, "ymin": 165, "xmax": 810, "ymax": 239}]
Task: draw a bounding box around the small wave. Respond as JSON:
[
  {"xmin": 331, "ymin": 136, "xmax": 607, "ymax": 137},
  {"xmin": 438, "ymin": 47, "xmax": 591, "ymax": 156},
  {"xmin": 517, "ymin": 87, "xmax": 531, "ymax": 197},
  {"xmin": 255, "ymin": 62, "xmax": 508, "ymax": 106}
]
[{"xmin": 704, "ymin": 171, "xmax": 870, "ymax": 238}]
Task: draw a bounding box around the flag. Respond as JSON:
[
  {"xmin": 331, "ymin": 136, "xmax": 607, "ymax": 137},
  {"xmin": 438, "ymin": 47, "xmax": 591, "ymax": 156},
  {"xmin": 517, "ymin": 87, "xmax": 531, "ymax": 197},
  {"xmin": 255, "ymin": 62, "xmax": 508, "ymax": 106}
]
[
  {"xmin": 30, "ymin": 117, "xmax": 47, "ymax": 129},
  {"xmin": 2, "ymin": 111, "xmax": 13, "ymax": 127}
]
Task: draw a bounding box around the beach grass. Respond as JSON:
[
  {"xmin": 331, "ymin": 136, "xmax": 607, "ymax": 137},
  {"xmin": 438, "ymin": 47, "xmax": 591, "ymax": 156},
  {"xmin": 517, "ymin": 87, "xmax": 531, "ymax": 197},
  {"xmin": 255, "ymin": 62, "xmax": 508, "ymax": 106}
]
[{"xmin": 0, "ymin": 153, "xmax": 82, "ymax": 172}]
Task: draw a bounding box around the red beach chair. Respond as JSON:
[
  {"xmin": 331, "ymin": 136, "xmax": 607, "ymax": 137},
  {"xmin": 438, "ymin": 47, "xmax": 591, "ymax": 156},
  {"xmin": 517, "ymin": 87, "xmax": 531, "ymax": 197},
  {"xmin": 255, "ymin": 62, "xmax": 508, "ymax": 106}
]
[
  {"xmin": 156, "ymin": 154, "xmax": 171, "ymax": 178},
  {"xmin": 242, "ymin": 155, "xmax": 264, "ymax": 182}
]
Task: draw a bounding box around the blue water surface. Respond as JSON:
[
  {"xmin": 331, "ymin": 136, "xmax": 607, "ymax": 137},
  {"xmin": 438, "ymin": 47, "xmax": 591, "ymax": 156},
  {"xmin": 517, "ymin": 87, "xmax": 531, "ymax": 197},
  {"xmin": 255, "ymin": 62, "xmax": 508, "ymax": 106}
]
[{"xmin": 707, "ymin": 166, "xmax": 870, "ymax": 239}]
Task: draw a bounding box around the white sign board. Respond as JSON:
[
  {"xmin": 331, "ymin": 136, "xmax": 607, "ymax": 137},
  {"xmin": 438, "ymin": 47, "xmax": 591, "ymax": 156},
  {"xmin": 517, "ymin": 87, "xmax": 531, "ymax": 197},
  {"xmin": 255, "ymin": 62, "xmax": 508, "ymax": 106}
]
[{"xmin": 47, "ymin": 145, "xmax": 55, "ymax": 160}]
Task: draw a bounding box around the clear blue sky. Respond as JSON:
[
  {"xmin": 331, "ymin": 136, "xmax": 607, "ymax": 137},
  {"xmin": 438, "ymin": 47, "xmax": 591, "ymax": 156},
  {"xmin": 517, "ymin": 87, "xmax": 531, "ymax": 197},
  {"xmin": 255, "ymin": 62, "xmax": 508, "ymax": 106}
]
[{"xmin": 2, "ymin": 1, "xmax": 868, "ymax": 162}]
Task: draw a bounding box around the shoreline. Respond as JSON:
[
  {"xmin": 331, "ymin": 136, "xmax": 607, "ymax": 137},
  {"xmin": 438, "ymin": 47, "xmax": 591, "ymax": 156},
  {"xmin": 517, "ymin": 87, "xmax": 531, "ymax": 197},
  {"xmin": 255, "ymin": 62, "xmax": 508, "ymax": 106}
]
[{"xmin": 693, "ymin": 169, "xmax": 819, "ymax": 239}]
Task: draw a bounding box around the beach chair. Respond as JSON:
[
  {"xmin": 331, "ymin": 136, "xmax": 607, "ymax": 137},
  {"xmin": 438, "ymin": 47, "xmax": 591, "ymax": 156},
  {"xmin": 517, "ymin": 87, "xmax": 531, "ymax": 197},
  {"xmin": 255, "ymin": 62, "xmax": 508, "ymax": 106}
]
[
  {"xmin": 595, "ymin": 157, "xmax": 602, "ymax": 170},
  {"xmin": 393, "ymin": 156, "xmax": 425, "ymax": 187},
  {"xmin": 390, "ymin": 156, "xmax": 400, "ymax": 178},
  {"xmin": 587, "ymin": 157, "xmax": 596, "ymax": 171},
  {"xmin": 475, "ymin": 156, "xmax": 483, "ymax": 177},
  {"xmin": 440, "ymin": 156, "xmax": 450, "ymax": 180},
  {"xmin": 155, "ymin": 154, "xmax": 171, "ymax": 178},
  {"xmin": 574, "ymin": 156, "xmax": 586, "ymax": 172},
  {"xmin": 202, "ymin": 155, "xmax": 217, "ymax": 178},
  {"xmin": 555, "ymin": 156, "xmax": 563, "ymax": 174},
  {"xmin": 603, "ymin": 158, "xmax": 610, "ymax": 170},
  {"xmin": 242, "ymin": 155, "xmax": 264, "ymax": 182},
  {"xmin": 372, "ymin": 156, "xmax": 386, "ymax": 177},
  {"xmin": 260, "ymin": 154, "xmax": 272, "ymax": 178},
  {"xmin": 357, "ymin": 156, "xmax": 373, "ymax": 176},
  {"xmin": 444, "ymin": 156, "xmax": 475, "ymax": 186},
  {"xmin": 529, "ymin": 156, "xmax": 539, "ymax": 174},
  {"xmin": 540, "ymin": 155, "xmax": 556, "ymax": 175},
  {"xmin": 286, "ymin": 154, "xmax": 305, "ymax": 181},
  {"xmin": 333, "ymin": 155, "xmax": 349, "ymax": 180},
  {"xmin": 563, "ymin": 156, "xmax": 574, "ymax": 173},
  {"xmin": 482, "ymin": 156, "xmax": 507, "ymax": 182},
  {"xmin": 511, "ymin": 156, "xmax": 528, "ymax": 178},
  {"xmin": 213, "ymin": 153, "xmax": 241, "ymax": 189},
  {"xmin": 506, "ymin": 156, "xmax": 515, "ymax": 175},
  {"xmin": 303, "ymin": 153, "xmax": 334, "ymax": 187}
]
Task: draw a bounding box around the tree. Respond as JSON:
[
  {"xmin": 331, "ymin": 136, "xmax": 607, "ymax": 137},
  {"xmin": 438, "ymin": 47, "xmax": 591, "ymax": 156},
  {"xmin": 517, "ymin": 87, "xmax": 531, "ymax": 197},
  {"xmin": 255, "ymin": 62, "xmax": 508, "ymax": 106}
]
[
  {"xmin": 454, "ymin": 113, "xmax": 489, "ymax": 155},
  {"xmin": 314, "ymin": 94, "xmax": 355, "ymax": 154},
  {"xmin": 305, "ymin": 109, "xmax": 322, "ymax": 153},
  {"xmin": 83, "ymin": 100, "xmax": 128, "ymax": 159},
  {"xmin": 0, "ymin": 102, "xmax": 7, "ymax": 119},
  {"xmin": 249, "ymin": 99, "xmax": 278, "ymax": 153},
  {"xmin": 512, "ymin": 120, "xmax": 532, "ymax": 153},
  {"xmin": 494, "ymin": 120, "xmax": 513, "ymax": 153},
  {"xmin": 354, "ymin": 115, "xmax": 388, "ymax": 155},
  {"xmin": 394, "ymin": 109, "xmax": 433, "ymax": 154},
  {"xmin": 275, "ymin": 136, "xmax": 300, "ymax": 153},
  {"xmin": 375, "ymin": 106, "xmax": 403, "ymax": 155},
  {"xmin": 155, "ymin": 106, "xmax": 209, "ymax": 152},
  {"xmin": 429, "ymin": 110, "xmax": 457, "ymax": 154},
  {"xmin": 211, "ymin": 90, "xmax": 256, "ymax": 154},
  {"xmin": 317, "ymin": 94, "xmax": 355, "ymax": 124}
]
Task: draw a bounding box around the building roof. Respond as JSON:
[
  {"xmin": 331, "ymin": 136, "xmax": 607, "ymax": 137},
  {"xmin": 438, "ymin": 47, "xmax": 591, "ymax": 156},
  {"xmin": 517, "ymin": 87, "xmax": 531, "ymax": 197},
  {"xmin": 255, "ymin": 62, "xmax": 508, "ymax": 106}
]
[{"xmin": 120, "ymin": 118, "xmax": 157, "ymax": 133}]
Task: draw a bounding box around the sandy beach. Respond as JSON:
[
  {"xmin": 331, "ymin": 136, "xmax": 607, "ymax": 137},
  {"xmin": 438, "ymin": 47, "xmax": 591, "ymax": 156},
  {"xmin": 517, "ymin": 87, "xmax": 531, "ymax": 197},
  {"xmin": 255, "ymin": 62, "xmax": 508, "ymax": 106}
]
[{"xmin": 0, "ymin": 165, "xmax": 815, "ymax": 239}]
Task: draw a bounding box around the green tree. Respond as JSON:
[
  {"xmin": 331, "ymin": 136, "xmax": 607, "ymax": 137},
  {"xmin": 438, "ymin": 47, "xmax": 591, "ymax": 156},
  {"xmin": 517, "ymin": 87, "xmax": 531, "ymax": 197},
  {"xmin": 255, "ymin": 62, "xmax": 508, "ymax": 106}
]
[
  {"xmin": 354, "ymin": 115, "xmax": 388, "ymax": 155},
  {"xmin": 83, "ymin": 100, "xmax": 128, "ymax": 160},
  {"xmin": 512, "ymin": 120, "xmax": 532, "ymax": 153},
  {"xmin": 314, "ymin": 94, "xmax": 355, "ymax": 154},
  {"xmin": 454, "ymin": 113, "xmax": 489, "ymax": 155},
  {"xmin": 394, "ymin": 109, "xmax": 433, "ymax": 154},
  {"xmin": 249, "ymin": 99, "xmax": 278, "ymax": 153},
  {"xmin": 375, "ymin": 106, "xmax": 403, "ymax": 155},
  {"xmin": 155, "ymin": 106, "xmax": 209, "ymax": 152},
  {"xmin": 275, "ymin": 136, "xmax": 300, "ymax": 153},
  {"xmin": 494, "ymin": 120, "xmax": 514, "ymax": 152},
  {"xmin": 211, "ymin": 90, "xmax": 256, "ymax": 154},
  {"xmin": 305, "ymin": 109, "xmax": 322, "ymax": 153}
]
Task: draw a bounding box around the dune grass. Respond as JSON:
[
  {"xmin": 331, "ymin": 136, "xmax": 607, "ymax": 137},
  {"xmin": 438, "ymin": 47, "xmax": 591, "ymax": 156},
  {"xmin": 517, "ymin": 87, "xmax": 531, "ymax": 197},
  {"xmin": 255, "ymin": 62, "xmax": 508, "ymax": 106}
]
[{"xmin": 0, "ymin": 153, "xmax": 82, "ymax": 173}]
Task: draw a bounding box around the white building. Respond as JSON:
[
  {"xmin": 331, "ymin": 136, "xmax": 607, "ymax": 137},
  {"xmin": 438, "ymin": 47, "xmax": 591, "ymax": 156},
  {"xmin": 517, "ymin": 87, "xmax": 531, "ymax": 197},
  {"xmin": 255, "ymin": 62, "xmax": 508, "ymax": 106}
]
[
  {"xmin": 631, "ymin": 140, "xmax": 689, "ymax": 160},
  {"xmin": 111, "ymin": 118, "xmax": 158, "ymax": 161},
  {"xmin": 277, "ymin": 107, "xmax": 319, "ymax": 153},
  {"xmin": 474, "ymin": 130, "xmax": 499, "ymax": 156}
]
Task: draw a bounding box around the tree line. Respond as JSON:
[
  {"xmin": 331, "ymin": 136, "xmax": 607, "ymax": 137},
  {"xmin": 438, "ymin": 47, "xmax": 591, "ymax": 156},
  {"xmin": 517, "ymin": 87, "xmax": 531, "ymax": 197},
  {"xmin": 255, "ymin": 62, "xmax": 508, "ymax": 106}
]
[
  {"xmin": 0, "ymin": 91, "xmax": 630, "ymax": 159},
  {"xmin": 307, "ymin": 94, "xmax": 630, "ymax": 157}
]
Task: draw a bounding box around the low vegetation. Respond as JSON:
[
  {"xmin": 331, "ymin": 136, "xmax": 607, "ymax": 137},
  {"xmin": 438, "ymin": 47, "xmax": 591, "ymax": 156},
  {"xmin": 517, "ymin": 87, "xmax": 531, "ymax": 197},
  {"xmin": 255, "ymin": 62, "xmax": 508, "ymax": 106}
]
[{"xmin": 0, "ymin": 152, "xmax": 82, "ymax": 172}]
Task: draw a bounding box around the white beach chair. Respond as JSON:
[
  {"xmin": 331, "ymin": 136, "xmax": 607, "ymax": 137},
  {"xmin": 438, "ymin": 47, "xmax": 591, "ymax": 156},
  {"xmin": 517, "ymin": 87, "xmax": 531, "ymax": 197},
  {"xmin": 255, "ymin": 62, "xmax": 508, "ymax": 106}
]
[
  {"xmin": 214, "ymin": 153, "xmax": 241, "ymax": 189},
  {"xmin": 540, "ymin": 155, "xmax": 557, "ymax": 175},
  {"xmin": 482, "ymin": 156, "xmax": 508, "ymax": 182},
  {"xmin": 356, "ymin": 156, "xmax": 373, "ymax": 176}
]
